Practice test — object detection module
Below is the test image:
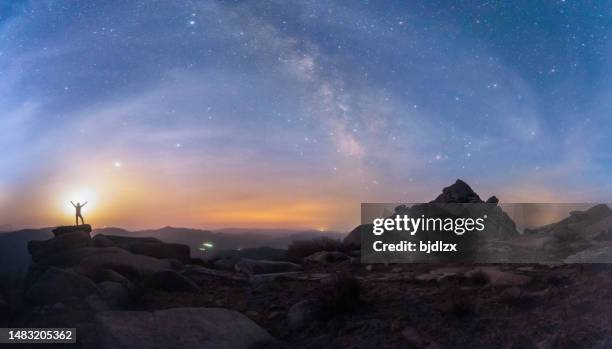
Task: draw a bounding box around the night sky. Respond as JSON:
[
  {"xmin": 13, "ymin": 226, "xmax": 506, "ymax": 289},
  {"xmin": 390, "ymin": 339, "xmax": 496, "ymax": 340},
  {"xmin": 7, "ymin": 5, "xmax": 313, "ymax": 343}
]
[{"xmin": 0, "ymin": 1, "xmax": 610, "ymax": 230}]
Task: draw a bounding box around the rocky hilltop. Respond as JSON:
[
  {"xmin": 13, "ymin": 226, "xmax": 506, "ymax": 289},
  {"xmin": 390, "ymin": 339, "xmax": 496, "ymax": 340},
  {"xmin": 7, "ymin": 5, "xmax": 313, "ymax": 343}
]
[
  {"xmin": 1, "ymin": 180, "xmax": 612, "ymax": 348},
  {"xmin": 344, "ymin": 179, "xmax": 518, "ymax": 249},
  {"xmin": 18, "ymin": 224, "xmax": 278, "ymax": 348}
]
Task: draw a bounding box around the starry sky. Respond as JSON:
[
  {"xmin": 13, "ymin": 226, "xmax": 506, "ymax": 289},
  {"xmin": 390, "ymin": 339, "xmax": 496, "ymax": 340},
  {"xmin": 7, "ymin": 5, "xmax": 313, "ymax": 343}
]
[{"xmin": 0, "ymin": 1, "xmax": 611, "ymax": 231}]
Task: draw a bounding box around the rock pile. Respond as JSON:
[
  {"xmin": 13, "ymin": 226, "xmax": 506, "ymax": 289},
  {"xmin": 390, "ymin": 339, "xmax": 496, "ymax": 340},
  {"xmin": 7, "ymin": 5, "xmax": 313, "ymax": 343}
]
[
  {"xmin": 22, "ymin": 224, "xmax": 277, "ymax": 348},
  {"xmin": 525, "ymin": 204, "xmax": 612, "ymax": 262},
  {"xmin": 25, "ymin": 225, "xmax": 193, "ymax": 305},
  {"xmin": 343, "ymin": 179, "xmax": 518, "ymax": 249}
]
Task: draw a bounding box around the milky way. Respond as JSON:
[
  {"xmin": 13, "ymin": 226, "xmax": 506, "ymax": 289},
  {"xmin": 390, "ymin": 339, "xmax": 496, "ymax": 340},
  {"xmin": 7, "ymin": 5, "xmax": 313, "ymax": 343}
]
[{"xmin": 0, "ymin": 1, "xmax": 610, "ymax": 230}]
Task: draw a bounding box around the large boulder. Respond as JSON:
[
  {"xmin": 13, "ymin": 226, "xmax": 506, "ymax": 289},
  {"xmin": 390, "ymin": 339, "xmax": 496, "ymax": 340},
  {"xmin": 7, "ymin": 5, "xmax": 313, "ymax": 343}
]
[
  {"xmin": 96, "ymin": 235, "xmax": 190, "ymax": 262},
  {"xmin": 25, "ymin": 267, "xmax": 98, "ymax": 304},
  {"xmin": 31, "ymin": 247, "xmax": 129, "ymax": 268},
  {"xmin": 235, "ymin": 258, "xmax": 302, "ymax": 275},
  {"xmin": 77, "ymin": 251, "xmax": 174, "ymax": 281},
  {"xmin": 585, "ymin": 204, "xmax": 612, "ymax": 223},
  {"xmin": 581, "ymin": 216, "xmax": 612, "ymax": 241},
  {"xmin": 564, "ymin": 244, "xmax": 612, "ymax": 263},
  {"xmin": 92, "ymin": 235, "xmax": 116, "ymax": 248},
  {"xmin": 28, "ymin": 232, "xmax": 92, "ymax": 263},
  {"xmin": 98, "ymin": 281, "xmax": 130, "ymax": 307},
  {"xmin": 87, "ymin": 268, "xmax": 133, "ymax": 289},
  {"xmin": 52, "ymin": 224, "xmax": 92, "ymax": 237},
  {"xmin": 95, "ymin": 307, "xmax": 275, "ymax": 349},
  {"xmin": 145, "ymin": 270, "xmax": 200, "ymax": 292},
  {"xmin": 98, "ymin": 235, "xmax": 162, "ymax": 250},
  {"xmin": 287, "ymin": 299, "xmax": 320, "ymax": 330},
  {"xmin": 527, "ymin": 205, "xmax": 612, "ymax": 261}
]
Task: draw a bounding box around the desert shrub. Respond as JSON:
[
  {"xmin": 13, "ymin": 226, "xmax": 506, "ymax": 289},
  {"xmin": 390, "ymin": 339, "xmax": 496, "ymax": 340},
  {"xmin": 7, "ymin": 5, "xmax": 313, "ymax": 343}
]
[
  {"xmin": 317, "ymin": 273, "xmax": 361, "ymax": 316},
  {"xmin": 287, "ymin": 237, "xmax": 344, "ymax": 260}
]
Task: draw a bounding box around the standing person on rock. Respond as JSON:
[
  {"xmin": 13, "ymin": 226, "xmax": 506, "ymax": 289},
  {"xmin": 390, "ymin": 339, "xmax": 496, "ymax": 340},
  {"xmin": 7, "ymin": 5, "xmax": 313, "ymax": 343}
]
[{"xmin": 70, "ymin": 201, "xmax": 87, "ymax": 226}]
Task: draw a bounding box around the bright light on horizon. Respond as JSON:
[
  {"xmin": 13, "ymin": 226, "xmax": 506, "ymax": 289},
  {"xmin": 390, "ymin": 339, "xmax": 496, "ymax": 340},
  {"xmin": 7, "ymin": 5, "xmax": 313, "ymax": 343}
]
[{"xmin": 61, "ymin": 187, "xmax": 99, "ymax": 217}]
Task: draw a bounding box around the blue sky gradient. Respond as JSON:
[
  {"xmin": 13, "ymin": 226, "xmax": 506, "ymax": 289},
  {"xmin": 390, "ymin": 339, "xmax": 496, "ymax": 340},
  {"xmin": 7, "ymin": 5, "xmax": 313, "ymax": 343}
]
[{"xmin": 1, "ymin": 1, "xmax": 611, "ymax": 230}]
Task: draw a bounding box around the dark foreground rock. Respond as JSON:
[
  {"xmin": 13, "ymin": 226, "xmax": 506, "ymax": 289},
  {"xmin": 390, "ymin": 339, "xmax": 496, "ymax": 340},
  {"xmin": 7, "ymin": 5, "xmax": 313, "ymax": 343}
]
[
  {"xmin": 25, "ymin": 267, "xmax": 99, "ymax": 304},
  {"xmin": 28, "ymin": 231, "xmax": 92, "ymax": 263},
  {"xmin": 76, "ymin": 251, "xmax": 175, "ymax": 280},
  {"xmin": 287, "ymin": 299, "xmax": 320, "ymax": 330},
  {"xmin": 145, "ymin": 270, "xmax": 200, "ymax": 292},
  {"xmin": 95, "ymin": 307, "xmax": 275, "ymax": 349},
  {"xmin": 97, "ymin": 281, "xmax": 130, "ymax": 307}
]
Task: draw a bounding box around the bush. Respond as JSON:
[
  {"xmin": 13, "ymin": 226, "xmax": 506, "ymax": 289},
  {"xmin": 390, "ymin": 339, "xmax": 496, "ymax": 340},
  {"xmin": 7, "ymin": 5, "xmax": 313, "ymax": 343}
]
[{"xmin": 287, "ymin": 237, "xmax": 344, "ymax": 260}]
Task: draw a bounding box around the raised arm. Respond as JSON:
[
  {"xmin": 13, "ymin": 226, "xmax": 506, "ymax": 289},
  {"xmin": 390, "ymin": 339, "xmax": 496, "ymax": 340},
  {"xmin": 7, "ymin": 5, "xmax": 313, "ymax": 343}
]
[
  {"xmin": 70, "ymin": 201, "xmax": 76, "ymax": 207},
  {"xmin": 82, "ymin": 201, "xmax": 88, "ymax": 207}
]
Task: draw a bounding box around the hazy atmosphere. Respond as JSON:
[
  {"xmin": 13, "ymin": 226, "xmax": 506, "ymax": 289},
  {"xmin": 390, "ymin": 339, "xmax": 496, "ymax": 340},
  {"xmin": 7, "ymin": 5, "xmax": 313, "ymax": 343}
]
[{"xmin": 1, "ymin": 0, "xmax": 611, "ymax": 230}]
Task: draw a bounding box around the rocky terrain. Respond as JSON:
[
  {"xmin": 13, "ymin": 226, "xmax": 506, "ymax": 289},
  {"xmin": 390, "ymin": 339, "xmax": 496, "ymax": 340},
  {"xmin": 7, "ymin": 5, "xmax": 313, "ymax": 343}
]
[
  {"xmin": 1, "ymin": 180, "xmax": 612, "ymax": 348},
  {"xmin": 0, "ymin": 226, "xmax": 343, "ymax": 277}
]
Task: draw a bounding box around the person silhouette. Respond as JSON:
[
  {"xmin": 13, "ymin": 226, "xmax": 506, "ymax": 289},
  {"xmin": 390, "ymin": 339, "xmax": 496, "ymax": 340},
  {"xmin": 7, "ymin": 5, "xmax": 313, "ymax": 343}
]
[{"xmin": 70, "ymin": 201, "xmax": 87, "ymax": 226}]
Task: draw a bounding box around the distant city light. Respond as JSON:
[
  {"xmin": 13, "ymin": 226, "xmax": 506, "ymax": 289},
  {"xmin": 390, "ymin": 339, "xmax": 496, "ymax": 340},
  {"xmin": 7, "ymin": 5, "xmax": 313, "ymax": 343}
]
[{"xmin": 199, "ymin": 241, "xmax": 214, "ymax": 251}]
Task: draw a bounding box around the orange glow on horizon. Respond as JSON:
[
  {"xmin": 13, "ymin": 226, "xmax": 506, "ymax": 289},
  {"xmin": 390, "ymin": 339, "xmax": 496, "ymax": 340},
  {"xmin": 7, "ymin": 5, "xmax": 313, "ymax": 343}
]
[{"xmin": 15, "ymin": 160, "xmax": 360, "ymax": 231}]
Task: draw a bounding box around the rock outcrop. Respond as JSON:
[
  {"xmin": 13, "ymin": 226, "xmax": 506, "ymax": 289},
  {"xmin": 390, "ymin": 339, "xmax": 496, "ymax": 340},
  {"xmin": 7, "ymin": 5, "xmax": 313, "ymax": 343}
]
[
  {"xmin": 343, "ymin": 179, "xmax": 518, "ymax": 249},
  {"xmin": 24, "ymin": 226, "xmax": 193, "ymax": 307},
  {"xmin": 288, "ymin": 299, "xmax": 320, "ymax": 330},
  {"xmin": 28, "ymin": 230, "xmax": 92, "ymax": 263},
  {"xmin": 76, "ymin": 251, "xmax": 175, "ymax": 280},
  {"xmin": 52, "ymin": 224, "xmax": 92, "ymax": 237},
  {"xmin": 432, "ymin": 179, "xmax": 483, "ymax": 203},
  {"xmin": 520, "ymin": 203, "xmax": 612, "ymax": 262}
]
